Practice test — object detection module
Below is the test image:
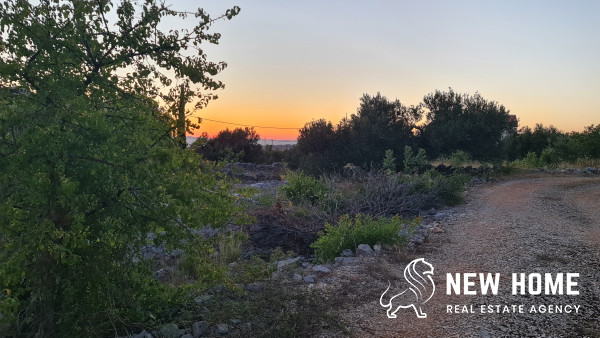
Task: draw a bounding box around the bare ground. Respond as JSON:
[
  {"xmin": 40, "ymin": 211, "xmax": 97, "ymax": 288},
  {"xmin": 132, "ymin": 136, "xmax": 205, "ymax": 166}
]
[{"xmin": 316, "ymin": 173, "xmax": 600, "ymax": 337}]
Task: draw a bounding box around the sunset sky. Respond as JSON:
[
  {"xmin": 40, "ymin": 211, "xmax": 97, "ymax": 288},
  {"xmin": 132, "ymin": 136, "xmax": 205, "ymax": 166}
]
[{"xmin": 169, "ymin": 1, "xmax": 600, "ymax": 140}]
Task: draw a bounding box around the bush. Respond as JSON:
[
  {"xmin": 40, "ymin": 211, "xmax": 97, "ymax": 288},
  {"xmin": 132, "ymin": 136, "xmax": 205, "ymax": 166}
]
[
  {"xmin": 402, "ymin": 170, "xmax": 469, "ymax": 205},
  {"xmin": 281, "ymin": 172, "xmax": 328, "ymax": 205},
  {"xmin": 449, "ymin": 150, "xmax": 471, "ymax": 168},
  {"xmin": 311, "ymin": 214, "xmax": 418, "ymax": 262},
  {"xmin": 403, "ymin": 146, "xmax": 428, "ymax": 174},
  {"xmin": 539, "ymin": 147, "xmax": 560, "ymax": 167},
  {"xmin": 383, "ymin": 149, "xmax": 397, "ymax": 174}
]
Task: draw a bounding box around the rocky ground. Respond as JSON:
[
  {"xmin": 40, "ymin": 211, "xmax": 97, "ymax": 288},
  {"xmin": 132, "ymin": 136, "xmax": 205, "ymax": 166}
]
[
  {"xmin": 306, "ymin": 173, "xmax": 600, "ymax": 337},
  {"xmin": 131, "ymin": 171, "xmax": 600, "ymax": 337}
]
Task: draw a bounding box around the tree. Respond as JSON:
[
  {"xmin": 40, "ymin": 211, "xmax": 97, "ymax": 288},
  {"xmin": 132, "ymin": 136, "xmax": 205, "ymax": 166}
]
[
  {"xmin": 0, "ymin": 1, "xmax": 240, "ymax": 336},
  {"xmin": 195, "ymin": 127, "xmax": 263, "ymax": 163},
  {"xmin": 422, "ymin": 89, "xmax": 516, "ymax": 161},
  {"xmin": 294, "ymin": 94, "xmax": 422, "ymax": 174}
]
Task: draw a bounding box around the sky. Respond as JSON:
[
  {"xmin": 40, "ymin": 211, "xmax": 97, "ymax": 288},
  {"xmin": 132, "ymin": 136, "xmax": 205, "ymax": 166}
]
[{"xmin": 167, "ymin": 0, "xmax": 600, "ymax": 140}]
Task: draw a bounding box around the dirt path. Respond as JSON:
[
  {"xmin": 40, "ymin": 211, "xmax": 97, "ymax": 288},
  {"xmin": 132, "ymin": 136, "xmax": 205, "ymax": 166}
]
[{"xmin": 325, "ymin": 174, "xmax": 600, "ymax": 337}]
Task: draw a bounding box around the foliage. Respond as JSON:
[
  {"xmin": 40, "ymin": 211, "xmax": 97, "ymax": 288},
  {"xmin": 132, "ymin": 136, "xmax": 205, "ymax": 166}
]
[
  {"xmin": 196, "ymin": 280, "xmax": 345, "ymax": 338},
  {"xmin": 403, "ymin": 146, "xmax": 428, "ymax": 174},
  {"xmin": 421, "ymin": 88, "xmax": 516, "ymax": 161},
  {"xmin": 401, "ymin": 170, "xmax": 470, "ymax": 205},
  {"xmin": 194, "ymin": 127, "xmax": 263, "ymax": 163},
  {"xmin": 513, "ymin": 151, "xmax": 542, "ymax": 168},
  {"xmin": 382, "ymin": 149, "xmax": 397, "ymax": 174},
  {"xmin": 505, "ymin": 124, "xmax": 600, "ymax": 165},
  {"xmin": 295, "ymin": 93, "xmax": 422, "ymax": 174},
  {"xmin": 215, "ymin": 232, "xmax": 248, "ymax": 265},
  {"xmin": 281, "ymin": 172, "xmax": 328, "ymax": 205},
  {"xmin": 0, "ymin": 0, "xmax": 240, "ymax": 336},
  {"xmin": 311, "ymin": 214, "xmax": 418, "ymax": 262},
  {"xmin": 449, "ymin": 150, "xmax": 471, "ymax": 168}
]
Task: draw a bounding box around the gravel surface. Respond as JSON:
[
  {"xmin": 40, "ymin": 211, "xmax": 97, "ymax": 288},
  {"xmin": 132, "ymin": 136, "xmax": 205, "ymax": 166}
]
[{"xmin": 316, "ymin": 174, "xmax": 600, "ymax": 337}]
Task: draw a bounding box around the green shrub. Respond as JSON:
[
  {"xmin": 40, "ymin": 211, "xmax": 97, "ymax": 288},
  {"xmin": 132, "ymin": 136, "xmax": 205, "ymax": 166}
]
[
  {"xmin": 383, "ymin": 149, "xmax": 397, "ymax": 174},
  {"xmin": 540, "ymin": 147, "xmax": 560, "ymax": 167},
  {"xmin": 449, "ymin": 150, "xmax": 471, "ymax": 168},
  {"xmin": 311, "ymin": 214, "xmax": 419, "ymax": 262},
  {"xmin": 281, "ymin": 172, "xmax": 328, "ymax": 205},
  {"xmin": 403, "ymin": 146, "xmax": 428, "ymax": 174},
  {"xmin": 402, "ymin": 170, "xmax": 469, "ymax": 205}
]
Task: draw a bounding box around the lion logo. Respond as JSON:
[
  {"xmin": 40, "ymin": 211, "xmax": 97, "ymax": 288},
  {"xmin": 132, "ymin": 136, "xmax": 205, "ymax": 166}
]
[{"xmin": 379, "ymin": 258, "xmax": 435, "ymax": 318}]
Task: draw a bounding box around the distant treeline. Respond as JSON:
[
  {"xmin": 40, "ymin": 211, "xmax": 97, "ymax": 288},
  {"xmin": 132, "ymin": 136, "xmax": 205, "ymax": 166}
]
[{"xmin": 193, "ymin": 89, "xmax": 599, "ymax": 173}]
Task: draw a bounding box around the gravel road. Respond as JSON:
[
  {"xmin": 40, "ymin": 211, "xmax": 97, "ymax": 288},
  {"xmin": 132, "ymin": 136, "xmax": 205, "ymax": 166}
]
[{"xmin": 325, "ymin": 174, "xmax": 600, "ymax": 337}]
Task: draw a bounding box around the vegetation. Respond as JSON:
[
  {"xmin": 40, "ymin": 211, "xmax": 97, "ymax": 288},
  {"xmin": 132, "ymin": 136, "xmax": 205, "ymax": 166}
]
[
  {"xmin": 403, "ymin": 146, "xmax": 428, "ymax": 174},
  {"xmin": 382, "ymin": 149, "xmax": 397, "ymax": 174},
  {"xmin": 311, "ymin": 214, "xmax": 418, "ymax": 262},
  {"xmin": 193, "ymin": 127, "xmax": 263, "ymax": 163},
  {"xmin": 281, "ymin": 171, "xmax": 328, "ymax": 205},
  {"xmin": 0, "ymin": 0, "xmax": 596, "ymax": 336},
  {"xmin": 0, "ymin": 0, "xmax": 241, "ymax": 336},
  {"xmin": 421, "ymin": 89, "xmax": 516, "ymax": 161}
]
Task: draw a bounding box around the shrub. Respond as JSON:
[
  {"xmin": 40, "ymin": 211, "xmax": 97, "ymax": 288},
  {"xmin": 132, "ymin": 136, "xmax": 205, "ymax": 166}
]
[
  {"xmin": 402, "ymin": 170, "xmax": 469, "ymax": 205},
  {"xmin": 311, "ymin": 214, "xmax": 419, "ymax": 262},
  {"xmin": 539, "ymin": 147, "xmax": 560, "ymax": 167},
  {"xmin": 449, "ymin": 150, "xmax": 471, "ymax": 168},
  {"xmin": 403, "ymin": 146, "xmax": 428, "ymax": 174},
  {"xmin": 281, "ymin": 172, "xmax": 328, "ymax": 205},
  {"xmin": 383, "ymin": 149, "xmax": 397, "ymax": 174}
]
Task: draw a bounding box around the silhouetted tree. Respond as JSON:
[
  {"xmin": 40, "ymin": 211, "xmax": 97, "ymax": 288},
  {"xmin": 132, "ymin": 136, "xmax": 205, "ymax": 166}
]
[
  {"xmin": 196, "ymin": 127, "xmax": 263, "ymax": 163},
  {"xmin": 422, "ymin": 89, "xmax": 516, "ymax": 161}
]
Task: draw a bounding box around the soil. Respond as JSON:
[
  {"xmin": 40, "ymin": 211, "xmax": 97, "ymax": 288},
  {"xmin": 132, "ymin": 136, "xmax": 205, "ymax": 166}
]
[{"xmin": 316, "ymin": 173, "xmax": 600, "ymax": 337}]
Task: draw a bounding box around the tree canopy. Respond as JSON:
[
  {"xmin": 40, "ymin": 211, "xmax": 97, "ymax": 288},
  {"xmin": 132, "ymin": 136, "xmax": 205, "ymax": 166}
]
[
  {"xmin": 421, "ymin": 88, "xmax": 516, "ymax": 161},
  {"xmin": 0, "ymin": 0, "xmax": 240, "ymax": 336}
]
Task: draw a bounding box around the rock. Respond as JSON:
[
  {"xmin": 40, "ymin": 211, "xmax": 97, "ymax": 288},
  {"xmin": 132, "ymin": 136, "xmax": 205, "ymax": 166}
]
[
  {"xmin": 192, "ymin": 321, "xmax": 210, "ymax": 338},
  {"xmin": 431, "ymin": 227, "xmax": 445, "ymax": 233},
  {"xmin": 293, "ymin": 273, "xmax": 303, "ymax": 281},
  {"xmin": 159, "ymin": 323, "xmax": 183, "ymax": 338},
  {"xmin": 216, "ymin": 323, "xmax": 229, "ymax": 335},
  {"xmin": 303, "ymin": 275, "xmax": 317, "ymax": 283},
  {"xmin": 301, "ymin": 262, "xmax": 313, "ymax": 268},
  {"xmin": 181, "ymin": 334, "xmax": 193, "ymax": 338},
  {"xmin": 334, "ymin": 257, "xmax": 357, "ymax": 265},
  {"xmin": 373, "ymin": 244, "xmax": 382, "ymax": 254},
  {"xmin": 356, "ymin": 244, "xmax": 374, "ymax": 257},
  {"xmin": 434, "ymin": 212, "xmax": 449, "ymax": 220},
  {"xmin": 277, "ymin": 257, "xmax": 301, "ymax": 270},
  {"xmin": 584, "ymin": 167, "xmax": 598, "ymax": 174},
  {"xmin": 153, "ymin": 268, "xmax": 168, "ymax": 280},
  {"xmin": 382, "ymin": 244, "xmax": 394, "ymax": 251},
  {"xmin": 341, "ymin": 249, "xmax": 354, "ymax": 257},
  {"xmin": 230, "ymin": 319, "xmax": 242, "ymax": 325},
  {"xmin": 131, "ymin": 329, "xmax": 153, "ymax": 338},
  {"xmin": 194, "ymin": 295, "xmax": 213, "ymax": 305},
  {"xmin": 312, "ymin": 265, "xmax": 331, "ymax": 274},
  {"xmin": 418, "ymin": 227, "xmax": 430, "ymax": 237},
  {"xmin": 244, "ymin": 283, "xmax": 261, "ymax": 292},
  {"xmin": 411, "ymin": 234, "xmax": 425, "ymax": 244}
]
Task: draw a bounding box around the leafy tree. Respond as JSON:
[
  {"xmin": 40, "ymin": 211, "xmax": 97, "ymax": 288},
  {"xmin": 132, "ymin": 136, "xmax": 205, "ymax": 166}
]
[
  {"xmin": 0, "ymin": 0, "xmax": 240, "ymax": 336},
  {"xmin": 340, "ymin": 93, "xmax": 422, "ymax": 167},
  {"xmin": 295, "ymin": 94, "xmax": 423, "ymax": 174},
  {"xmin": 422, "ymin": 89, "xmax": 516, "ymax": 161},
  {"xmin": 195, "ymin": 127, "xmax": 263, "ymax": 163},
  {"xmin": 296, "ymin": 119, "xmax": 338, "ymax": 173},
  {"xmin": 503, "ymin": 124, "xmax": 563, "ymax": 160}
]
